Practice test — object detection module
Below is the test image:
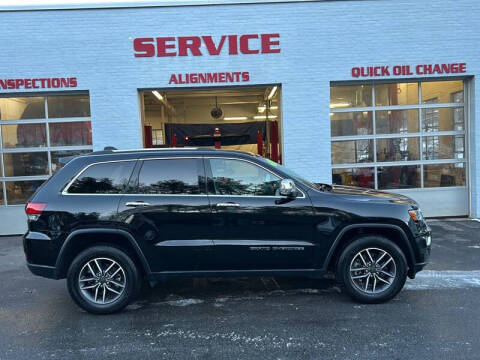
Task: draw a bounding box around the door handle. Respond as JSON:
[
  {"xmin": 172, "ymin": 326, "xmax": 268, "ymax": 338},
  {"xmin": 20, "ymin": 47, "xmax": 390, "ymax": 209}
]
[
  {"xmin": 125, "ymin": 201, "xmax": 151, "ymax": 207},
  {"xmin": 216, "ymin": 202, "xmax": 240, "ymax": 208}
]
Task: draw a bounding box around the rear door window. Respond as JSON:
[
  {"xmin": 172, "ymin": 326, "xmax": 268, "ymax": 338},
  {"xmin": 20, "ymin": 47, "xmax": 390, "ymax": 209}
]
[
  {"xmin": 67, "ymin": 161, "xmax": 135, "ymax": 194},
  {"xmin": 136, "ymin": 158, "xmax": 204, "ymax": 195}
]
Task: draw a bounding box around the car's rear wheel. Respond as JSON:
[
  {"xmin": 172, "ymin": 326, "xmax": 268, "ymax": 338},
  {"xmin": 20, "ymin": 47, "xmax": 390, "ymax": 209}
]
[
  {"xmin": 336, "ymin": 235, "xmax": 407, "ymax": 303},
  {"xmin": 67, "ymin": 245, "xmax": 141, "ymax": 314}
]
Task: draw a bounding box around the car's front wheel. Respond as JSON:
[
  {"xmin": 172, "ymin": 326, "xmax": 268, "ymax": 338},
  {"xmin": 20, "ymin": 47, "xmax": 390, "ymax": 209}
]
[
  {"xmin": 67, "ymin": 245, "xmax": 141, "ymax": 314},
  {"xmin": 336, "ymin": 235, "xmax": 407, "ymax": 303}
]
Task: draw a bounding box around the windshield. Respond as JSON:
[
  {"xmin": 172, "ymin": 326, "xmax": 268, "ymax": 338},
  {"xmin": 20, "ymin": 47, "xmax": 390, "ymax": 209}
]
[{"xmin": 256, "ymin": 157, "xmax": 317, "ymax": 189}]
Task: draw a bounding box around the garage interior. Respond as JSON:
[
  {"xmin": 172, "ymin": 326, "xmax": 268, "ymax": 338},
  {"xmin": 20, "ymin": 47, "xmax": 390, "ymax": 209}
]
[{"xmin": 140, "ymin": 86, "xmax": 282, "ymax": 162}]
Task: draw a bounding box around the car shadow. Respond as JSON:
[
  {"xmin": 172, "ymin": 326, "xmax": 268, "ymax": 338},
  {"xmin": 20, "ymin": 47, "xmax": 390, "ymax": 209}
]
[{"xmin": 134, "ymin": 276, "xmax": 340, "ymax": 307}]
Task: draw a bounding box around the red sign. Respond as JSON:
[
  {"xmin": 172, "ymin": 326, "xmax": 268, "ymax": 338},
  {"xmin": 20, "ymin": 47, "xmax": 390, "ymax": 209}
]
[
  {"xmin": 169, "ymin": 72, "xmax": 250, "ymax": 85},
  {"xmin": 351, "ymin": 63, "xmax": 466, "ymax": 78},
  {"xmin": 134, "ymin": 34, "xmax": 280, "ymax": 57},
  {"xmin": 0, "ymin": 77, "xmax": 77, "ymax": 90}
]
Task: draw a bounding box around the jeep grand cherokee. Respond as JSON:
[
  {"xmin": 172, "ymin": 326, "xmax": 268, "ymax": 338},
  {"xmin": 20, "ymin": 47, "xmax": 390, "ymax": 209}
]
[{"xmin": 23, "ymin": 148, "xmax": 431, "ymax": 314}]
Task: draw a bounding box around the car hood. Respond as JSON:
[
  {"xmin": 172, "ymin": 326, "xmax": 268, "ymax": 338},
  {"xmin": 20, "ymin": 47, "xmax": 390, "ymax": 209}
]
[{"xmin": 314, "ymin": 184, "xmax": 418, "ymax": 207}]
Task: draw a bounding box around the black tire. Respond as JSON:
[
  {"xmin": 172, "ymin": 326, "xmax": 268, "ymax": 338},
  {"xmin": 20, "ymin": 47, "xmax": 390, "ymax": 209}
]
[
  {"xmin": 336, "ymin": 235, "xmax": 408, "ymax": 304},
  {"xmin": 67, "ymin": 245, "xmax": 141, "ymax": 314}
]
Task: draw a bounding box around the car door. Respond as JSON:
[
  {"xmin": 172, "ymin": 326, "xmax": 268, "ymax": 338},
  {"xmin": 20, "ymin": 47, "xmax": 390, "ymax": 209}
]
[
  {"xmin": 117, "ymin": 157, "xmax": 214, "ymax": 272},
  {"xmin": 205, "ymin": 156, "xmax": 316, "ymax": 271}
]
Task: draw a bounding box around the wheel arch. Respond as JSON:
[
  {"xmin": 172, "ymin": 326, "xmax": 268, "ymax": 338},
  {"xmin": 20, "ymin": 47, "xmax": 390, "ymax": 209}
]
[
  {"xmin": 323, "ymin": 223, "xmax": 416, "ymax": 278},
  {"xmin": 55, "ymin": 229, "xmax": 151, "ymax": 279}
]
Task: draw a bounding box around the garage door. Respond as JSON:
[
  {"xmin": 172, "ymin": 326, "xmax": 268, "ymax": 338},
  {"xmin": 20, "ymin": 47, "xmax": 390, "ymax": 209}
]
[{"xmin": 330, "ymin": 79, "xmax": 468, "ymax": 217}]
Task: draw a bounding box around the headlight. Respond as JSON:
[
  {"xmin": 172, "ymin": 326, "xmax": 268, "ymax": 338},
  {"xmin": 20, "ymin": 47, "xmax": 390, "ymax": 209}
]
[{"xmin": 408, "ymin": 209, "xmax": 424, "ymax": 222}]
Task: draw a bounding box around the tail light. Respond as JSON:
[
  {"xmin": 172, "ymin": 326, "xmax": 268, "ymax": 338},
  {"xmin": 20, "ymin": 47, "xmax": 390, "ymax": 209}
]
[{"xmin": 25, "ymin": 202, "xmax": 47, "ymax": 215}]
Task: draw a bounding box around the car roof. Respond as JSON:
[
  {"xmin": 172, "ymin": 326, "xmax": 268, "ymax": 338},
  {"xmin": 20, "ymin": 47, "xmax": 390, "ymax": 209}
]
[{"xmin": 81, "ymin": 147, "xmax": 259, "ymax": 160}]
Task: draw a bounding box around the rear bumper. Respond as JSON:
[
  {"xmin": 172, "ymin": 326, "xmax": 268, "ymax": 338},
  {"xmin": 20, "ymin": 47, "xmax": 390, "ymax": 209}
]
[{"xmin": 26, "ymin": 263, "xmax": 59, "ymax": 279}]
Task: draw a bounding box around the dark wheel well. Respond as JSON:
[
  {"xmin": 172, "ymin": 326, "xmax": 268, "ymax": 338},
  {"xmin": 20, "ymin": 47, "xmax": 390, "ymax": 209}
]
[
  {"xmin": 57, "ymin": 232, "xmax": 147, "ymax": 279},
  {"xmin": 327, "ymin": 226, "xmax": 414, "ymax": 274}
]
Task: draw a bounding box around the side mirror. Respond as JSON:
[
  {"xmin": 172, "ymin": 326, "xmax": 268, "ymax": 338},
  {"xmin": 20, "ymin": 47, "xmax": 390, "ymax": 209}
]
[{"xmin": 279, "ymin": 179, "xmax": 298, "ymax": 198}]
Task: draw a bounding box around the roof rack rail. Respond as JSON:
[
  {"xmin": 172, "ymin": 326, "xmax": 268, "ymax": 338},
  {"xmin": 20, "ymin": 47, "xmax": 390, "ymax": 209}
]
[{"xmin": 111, "ymin": 147, "xmax": 210, "ymax": 152}]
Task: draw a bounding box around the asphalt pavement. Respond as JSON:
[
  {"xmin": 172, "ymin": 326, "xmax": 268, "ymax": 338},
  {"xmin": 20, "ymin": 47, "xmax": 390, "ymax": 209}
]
[{"xmin": 1, "ymin": 219, "xmax": 480, "ymax": 360}]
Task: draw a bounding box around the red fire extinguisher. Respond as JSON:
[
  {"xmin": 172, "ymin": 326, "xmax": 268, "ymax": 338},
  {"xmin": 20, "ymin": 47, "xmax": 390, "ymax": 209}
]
[{"xmin": 213, "ymin": 127, "xmax": 221, "ymax": 149}]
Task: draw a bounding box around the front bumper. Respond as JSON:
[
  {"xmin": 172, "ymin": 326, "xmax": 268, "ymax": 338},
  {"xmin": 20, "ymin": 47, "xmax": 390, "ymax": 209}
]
[{"xmin": 409, "ymin": 231, "xmax": 431, "ymax": 278}]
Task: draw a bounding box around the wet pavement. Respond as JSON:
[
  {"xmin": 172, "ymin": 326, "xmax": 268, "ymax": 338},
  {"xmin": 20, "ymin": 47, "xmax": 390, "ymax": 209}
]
[{"xmin": 1, "ymin": 219, "xmax": 480, "ymax": 359}]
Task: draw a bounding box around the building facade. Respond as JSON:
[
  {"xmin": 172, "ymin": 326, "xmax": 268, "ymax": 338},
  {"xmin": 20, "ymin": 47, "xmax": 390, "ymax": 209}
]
[{"xmin": 0, "ymin": 0, "xmax": 479, "ymax": 234}]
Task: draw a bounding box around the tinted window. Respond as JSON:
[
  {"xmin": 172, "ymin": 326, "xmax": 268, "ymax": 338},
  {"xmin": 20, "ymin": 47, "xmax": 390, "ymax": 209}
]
[
  {"xmin": 68, "ymin": 161, "xmax": 135, "ymax": 194},
  {"xmin": 137, "ymin": 159, "xmax": 202, "ymax": 195},
  {"xmin": 210, "ymin": 158, "xmax": 281, "ymax": 196}
]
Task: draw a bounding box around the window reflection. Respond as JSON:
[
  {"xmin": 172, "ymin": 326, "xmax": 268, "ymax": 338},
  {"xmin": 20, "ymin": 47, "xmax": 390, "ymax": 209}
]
[
  {"xmin": 376, "ymin": 137, "xmax": 420, "ymax": 162},
  {"xmin": 422, "ymin": 107, "xmax": 464, "ymax": 132},
  {"xmin": 47, "ymin": 95, "xmax": 91, "ymax": 118},
  {"xmin": 0, "ymin": 182, "xmax": 3, "ymax": 205},
  {"xmin": 331, "ymin": 140, "xmax": 373, "ymax": 164},
  {"xmin": 424, "ymin": 163, "xmax": 465, "ymax": 187},
  {"xmin": 3, "ymin": 152, "xmax": 49, "ymax": 177},
  {"xmin": 0, "ymin": 97, "xmax": 45, "ymax": 120},
  {"xmin": 137, "ymin": 159, "xmax": 201, "ymax": 195},
  {"xmin": 330, "ymin": 112, "xmax": 372, "ymax": 137},
  {"xmin": 1, "ymin": 123, "xmax": 47, "ymax": 148},
  {"xmin": 423, "ymin": 135, "xmax": 464, "ymax": 160},
  {"xmin": 210, "ymin": 158, "xmax": 281, "ymax": 196},
  {"xmin": 332, "ymin": 167, "xmax": 374, "ymax": 188},
  {"xmin": 51, "ymin": 150, "xmax": 91, "ymax": 173},
  {"xmin": 330, "ymin": 85, "xmax": 372, "ymax": 108},
  {"xmin": 377, "ymin": 165, "xmax": 420, "ymax": 189},
  {"xmin": 68, "ymin": 161, "xmax": 135, "ymax": 194},
  {"xmin": 6, "ymin": 180, "xmax": 44, "ymax": 205},
  {"xmin": 375, "ymin": 83, "xmax": 418, "ymax": 106},
  {"xmin": 422, "ymin": 80, "xmax": 463, "ymax": 104},
  {"xmin": 49, "ymin": 122, "xmax": 92, "ymax": 146},
  {"xmin": 376, "ymin": 110, "xmax": 419, "ymax": 134}
]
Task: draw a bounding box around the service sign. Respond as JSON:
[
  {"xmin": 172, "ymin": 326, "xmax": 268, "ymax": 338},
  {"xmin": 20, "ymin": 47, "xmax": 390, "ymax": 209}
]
[
  {"xmin": 351, "ymin": 63, "xmax": 467, "ymax": 78},
  {"xmin": 133, "ymin": 33, "xmax": 281, "ymax": 57}
]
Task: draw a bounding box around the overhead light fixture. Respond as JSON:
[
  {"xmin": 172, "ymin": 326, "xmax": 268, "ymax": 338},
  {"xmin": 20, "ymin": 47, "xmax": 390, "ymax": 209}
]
[
  {"xmin": 330, "ymin": 103, "xmax": 351, "ymax": 108},
  {"xmin": 257, "ymin": 105, "xmax": 278, "ymax": 113},
  {"xmin": 254, "ymin": 115, "xmax": 278, "ymax": 120},
  {"xmin": 268, "ymin": 86, "xmax": 278, "ymax": 100},
  {"xmin": 224, "ymin": 116, "xmax": 248, "ymax": 121},
  {"xmin": 152, "ymin": 90, "xmax": 164, "ymax": 101}
]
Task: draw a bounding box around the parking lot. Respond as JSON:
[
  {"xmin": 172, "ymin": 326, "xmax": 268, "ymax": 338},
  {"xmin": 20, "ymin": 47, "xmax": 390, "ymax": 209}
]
[{"xmin": 1, "ymin": 219, "xmax": 480, "ymax": 360}]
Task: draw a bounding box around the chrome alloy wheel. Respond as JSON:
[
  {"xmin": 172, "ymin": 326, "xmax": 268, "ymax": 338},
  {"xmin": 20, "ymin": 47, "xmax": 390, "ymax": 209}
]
[
  {"xmin": 349, "ymin": 248, "xmax": 397, "ymax": 294},
  {"xmin": 78, "ymin": 257, "xmax": 126, "ymax": 305}
]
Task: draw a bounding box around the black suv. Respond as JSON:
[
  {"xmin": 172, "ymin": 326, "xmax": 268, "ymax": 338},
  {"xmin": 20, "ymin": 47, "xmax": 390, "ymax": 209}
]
[{"xmin": 24, "ymin": 148, "xmax": 431, "ymax": 314}]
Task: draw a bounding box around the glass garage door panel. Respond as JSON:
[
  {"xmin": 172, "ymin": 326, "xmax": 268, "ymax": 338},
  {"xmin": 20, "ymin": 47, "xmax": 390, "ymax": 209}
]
[
  {"xmin": 0, "ymin": 94, "xmax": 93, "ymax": 208},
  {"xmin": 330, "ymin": 80, "xmax": 468, "ymax": 217}
]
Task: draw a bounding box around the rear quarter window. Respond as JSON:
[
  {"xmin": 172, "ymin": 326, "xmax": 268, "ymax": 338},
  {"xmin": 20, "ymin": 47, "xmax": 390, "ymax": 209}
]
[{"xmin": 67, "ymin": 161, "xmax": 135, "ymax": 194}]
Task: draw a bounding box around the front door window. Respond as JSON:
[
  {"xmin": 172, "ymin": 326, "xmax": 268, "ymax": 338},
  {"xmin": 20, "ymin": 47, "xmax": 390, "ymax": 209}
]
[{"xmin": 209, "ymin": 158, "xmax": 281, "ymax": 196}]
